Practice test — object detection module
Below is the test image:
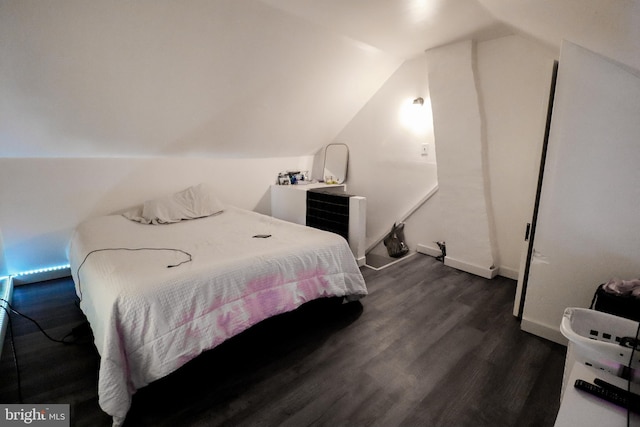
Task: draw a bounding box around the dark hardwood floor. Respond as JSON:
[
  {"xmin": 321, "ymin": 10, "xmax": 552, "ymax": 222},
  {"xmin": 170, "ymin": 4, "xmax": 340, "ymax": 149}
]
[{"xmin": 1, "ymin": 254, "xmax": 566, "ymax": 426}]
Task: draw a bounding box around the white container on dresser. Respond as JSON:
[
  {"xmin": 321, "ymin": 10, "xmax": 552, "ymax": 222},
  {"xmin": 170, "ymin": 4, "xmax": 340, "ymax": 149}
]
[
  {"xmin": 270, "ymin": 183, "xmax": 366, "ymax": 267},
  {"xmin": 554, "ymin": 307, "xmax": 640, "ymax": 426}
]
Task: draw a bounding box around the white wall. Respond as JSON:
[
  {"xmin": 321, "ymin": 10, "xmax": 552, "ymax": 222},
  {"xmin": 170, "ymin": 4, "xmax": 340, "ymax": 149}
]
[
  {"xmin": 330, "ymin": 56, "xmax": 438, "ymax": 251},
  {"xmin": 405, "ymin": 35, "xmax": 555, "ymax": 280},
  {"xmin": 476, "ymin": 35, "xmax": 556, "ymax": 278},
  {"xmin": 425, "ymin": 40, "xmax": 497, "ymax": 278},
  {"xmin": 338, "ymin": 34, "xmax": 556, "ymax": 271},
  {"xmin": 0, "ymin": 156, "xmax": 312, "ymax": 274}
]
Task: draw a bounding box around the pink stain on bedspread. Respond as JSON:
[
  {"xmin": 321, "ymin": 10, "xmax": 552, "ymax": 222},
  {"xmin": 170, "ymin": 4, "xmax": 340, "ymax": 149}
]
[
  {"xmin": 183, "ymin": 323, "xmax": 202, "ymax": 340},
  {"xmin": 245, "ymin": 273, "xmax": 291, "ymax": 324},
  {"xmin": 245, "ymin": 273, "xmax": 286, "ymax": 293},
  {"xmin": 178, "ymin": 295, "xmax": 225, "ymax": 326},
  {"xmin": 242, "ymin": 268, "xmax": 331, "ymax": 326},
  {"xmin": 174, "ymin": 268, "xmax": 333, "ymax": 372},
  {"xmin": 298, "ymin": 267, "xmax": 331, "ymax": 300}
]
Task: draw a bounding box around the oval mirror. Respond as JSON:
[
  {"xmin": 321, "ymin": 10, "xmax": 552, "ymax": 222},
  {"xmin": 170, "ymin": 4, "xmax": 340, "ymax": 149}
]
[{"xmin": 323, "ymin": 143, "xmax": 349, "ymax": 184}]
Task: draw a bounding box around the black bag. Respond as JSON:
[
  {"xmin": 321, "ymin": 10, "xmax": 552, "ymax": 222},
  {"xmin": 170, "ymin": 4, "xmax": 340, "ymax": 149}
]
[
  {"xmin": 383, "ymin": 222, "xmax": 409, "ymax": 258},
  {"xmin": 591, "ymin": 283, "xmax": 640, "ymax": 322}
]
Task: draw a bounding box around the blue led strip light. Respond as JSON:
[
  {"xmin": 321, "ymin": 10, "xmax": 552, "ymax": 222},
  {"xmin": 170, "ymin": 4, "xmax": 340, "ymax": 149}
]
[{"xmin": 14, "ymin": 264, "xmax": 70, "ymax": 277}]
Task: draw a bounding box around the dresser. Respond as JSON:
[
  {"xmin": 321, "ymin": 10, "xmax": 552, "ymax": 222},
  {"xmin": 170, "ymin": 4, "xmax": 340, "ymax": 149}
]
[{"xmin": 270, "ymin": 183, "xmax": 366, "ymax": 266}]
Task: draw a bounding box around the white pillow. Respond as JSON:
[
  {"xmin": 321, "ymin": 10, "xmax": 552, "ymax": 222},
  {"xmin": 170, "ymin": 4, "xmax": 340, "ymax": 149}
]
[
  {"xmin": 122, "ymin": 183, "xmax": 224, "ymax": 224},
  {"xmin": 121, "ymin": 205, "xmax": 147, "ymax": 223}
]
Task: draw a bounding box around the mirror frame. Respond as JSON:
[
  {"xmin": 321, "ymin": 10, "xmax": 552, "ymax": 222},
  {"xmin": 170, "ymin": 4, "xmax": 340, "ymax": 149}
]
[{"xmin": 323, "ymin": 143, "xmax": 349, "ymax": 184}]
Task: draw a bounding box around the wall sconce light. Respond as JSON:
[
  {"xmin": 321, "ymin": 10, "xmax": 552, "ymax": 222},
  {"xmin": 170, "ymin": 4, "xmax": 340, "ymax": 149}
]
[{"xmin": 400, "ymin": 96, "xmax": 433, "ymax": 135}]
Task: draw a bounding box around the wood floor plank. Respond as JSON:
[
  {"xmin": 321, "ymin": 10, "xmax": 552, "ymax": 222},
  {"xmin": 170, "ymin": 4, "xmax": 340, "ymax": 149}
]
[{"xmin": 1, "ymin": 254, "xmax": 566, "ymax": 426}]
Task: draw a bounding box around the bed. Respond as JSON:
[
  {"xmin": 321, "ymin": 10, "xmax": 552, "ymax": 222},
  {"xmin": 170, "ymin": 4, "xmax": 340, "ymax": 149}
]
[{"xmin": 67, "ymin": 184, "xmax": 367, "ymax": 426}]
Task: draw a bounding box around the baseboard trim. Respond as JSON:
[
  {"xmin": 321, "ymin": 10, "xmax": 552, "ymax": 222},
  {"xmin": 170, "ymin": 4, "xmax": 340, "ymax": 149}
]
[
  {"xmin": 521, "ymin": 318, "xmax": 567, "ymax": 346},
  {"xmin": 498, "ymin": 266, "xmax": 519, "ymax": 280},
  {"xmin": 364, "ymin": 251, "xmax": 416, "ymax": 271},
  {"xmin": 416, "ymin": 244, "xmax": 442, "ymax": 258},
  {"xmin": 0, "ymin": 276, "xmax": 13, "ymax": 357},
  {"xmin": 444, "ymin": 256, "xmax": 498, "ymax": 279}
]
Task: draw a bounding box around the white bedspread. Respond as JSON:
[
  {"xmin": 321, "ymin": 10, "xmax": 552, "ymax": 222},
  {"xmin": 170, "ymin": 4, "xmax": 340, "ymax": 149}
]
[{"xmin": 67, "ymin": 206, "xmax": 367, "ymax": 425}]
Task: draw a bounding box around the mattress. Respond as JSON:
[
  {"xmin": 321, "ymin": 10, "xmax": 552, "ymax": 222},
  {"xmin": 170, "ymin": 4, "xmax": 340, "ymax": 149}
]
[{"xmin": 67, "ymin": 206, "xmax": 367, "ymax": 426}]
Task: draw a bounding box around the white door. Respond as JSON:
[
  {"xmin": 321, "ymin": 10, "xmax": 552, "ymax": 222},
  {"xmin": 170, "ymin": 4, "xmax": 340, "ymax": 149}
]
[
  {"xmin": 513, "ymin": 62, "xmax": 558, "ymax": 318},
  {"xmin": 520, "ymin": 41, "xmax": 640, "ymax": 344}
]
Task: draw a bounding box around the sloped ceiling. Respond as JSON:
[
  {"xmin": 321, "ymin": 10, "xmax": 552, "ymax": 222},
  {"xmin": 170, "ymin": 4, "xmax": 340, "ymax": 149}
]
[
  {"xmin": 262, "ymin": 0, "xmax": 640, "ymax": 64},
  {"xmin": 478, "ymin": 0, "xmax": 640, "ymax": 70},
  {"xmin": 258, "ymin": 0, "xmax": 510, "ymax": 59},
  {"xmin": 1, "ymin": 0, "xmax": 637, "ymax": 158},
  {"xmin": 0, "ymin": 0, "xmax": 400, "ymax": 158}
]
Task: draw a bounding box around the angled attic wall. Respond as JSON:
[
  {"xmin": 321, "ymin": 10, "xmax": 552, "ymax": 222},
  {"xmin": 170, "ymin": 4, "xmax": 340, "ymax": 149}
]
[
  {"xmin": 331, "ymin": 55, "xmax": 438, "ymax": 252},
  {"xmin": 337, "ymin": 34, "xmax": 554, "ymax": 272},
  {"xmin": 426, "ymin": 40, "xmax": 497, "ymax": 278},
  {"xmin": 413, "ymin": 35, "xmax": 554, "ymax": 280}
]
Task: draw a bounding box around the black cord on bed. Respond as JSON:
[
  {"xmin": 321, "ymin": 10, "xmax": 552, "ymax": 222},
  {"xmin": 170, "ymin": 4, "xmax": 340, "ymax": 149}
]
[{"xmin": 75, "ymin": 247, "xmax": 193, "ymax": 301}]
